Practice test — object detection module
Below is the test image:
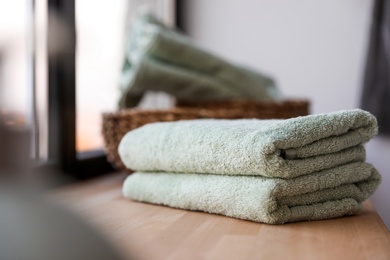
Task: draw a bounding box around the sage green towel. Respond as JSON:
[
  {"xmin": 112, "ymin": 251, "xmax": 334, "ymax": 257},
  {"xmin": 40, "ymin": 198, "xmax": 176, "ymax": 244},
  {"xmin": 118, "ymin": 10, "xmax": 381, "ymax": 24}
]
[
  {"xmin": 122, "ymin": 162, "xmax": 381, "ymax": 224},
  {"xmin": 119, "ymin": 8, "xmax": 279, "ymax": 108},
  {"xmin": 118, "ymin": 109, "xmax": 378, "ymax": 179},
  {"xmin": 120, "ymin": 57, "xmax": 254, "ymax": 106}
]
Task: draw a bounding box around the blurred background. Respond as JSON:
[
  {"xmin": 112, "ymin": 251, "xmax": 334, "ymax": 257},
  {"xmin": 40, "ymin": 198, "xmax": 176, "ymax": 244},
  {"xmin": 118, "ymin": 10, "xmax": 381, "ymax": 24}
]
[{"xmin": 0, "ymin": 0, "xmax": 389, "ymax": 229}]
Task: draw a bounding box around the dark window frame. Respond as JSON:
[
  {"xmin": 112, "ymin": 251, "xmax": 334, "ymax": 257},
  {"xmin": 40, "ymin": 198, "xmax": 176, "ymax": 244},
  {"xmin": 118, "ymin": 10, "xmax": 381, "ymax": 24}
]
[
  {"xmin": 47, "ymin": 0, "xmax": 112, "ymax": 179},
  {"xmin": 45, "ymin": 0, "xmax": 182, "ymax": 179}
]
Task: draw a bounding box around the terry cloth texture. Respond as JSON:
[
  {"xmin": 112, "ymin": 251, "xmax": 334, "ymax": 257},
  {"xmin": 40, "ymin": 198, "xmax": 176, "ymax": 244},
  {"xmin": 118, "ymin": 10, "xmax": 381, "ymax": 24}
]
[
  {"xmin": 120, "ymin": 109, "xmax": 381, "ymax": 224},
  {"xmin": 119, "ymin": 8, "xmax": 279, "ymax": 108},
  {"xmin": 122, "ymin": 162, "xmax": 381, "ymax": 224},
  {"xmin": 119, "ymin": 109, "xmax": 378, "ymax": 178}
]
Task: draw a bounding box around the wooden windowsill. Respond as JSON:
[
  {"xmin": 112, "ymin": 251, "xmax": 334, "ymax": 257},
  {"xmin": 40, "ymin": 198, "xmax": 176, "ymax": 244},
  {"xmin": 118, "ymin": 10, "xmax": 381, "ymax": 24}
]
[{"xmin": 54, "ymin": 172, "xmax": 390, "ymax": 260}]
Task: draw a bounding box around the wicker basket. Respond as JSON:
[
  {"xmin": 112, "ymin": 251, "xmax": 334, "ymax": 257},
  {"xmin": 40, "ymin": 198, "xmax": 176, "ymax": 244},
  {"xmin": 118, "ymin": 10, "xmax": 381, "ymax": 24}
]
[
  {"xmin": 176, "ymin": 99, "xmax": 309, "ymax": 119},
  {"xmin": 102, "ymin": 99, "xmax": 309, "ymax": 171}
]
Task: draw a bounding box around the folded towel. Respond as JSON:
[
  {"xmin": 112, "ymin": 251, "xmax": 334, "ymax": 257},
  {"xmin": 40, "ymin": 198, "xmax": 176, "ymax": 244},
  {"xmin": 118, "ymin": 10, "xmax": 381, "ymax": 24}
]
[
  {"xmin": 123, "ymin": 162, "xmax": 381, "ymax": 224},
  {"xmin": 119, "ymin": 109, "xmax": 378, "ymax": 178},
  {"xmin": 119, "ymin": 8, "xmax": 279, "ymax": 108},
  {"xmin": 119, "ymin": 57, "xmax": 251, "ymax": 108}
]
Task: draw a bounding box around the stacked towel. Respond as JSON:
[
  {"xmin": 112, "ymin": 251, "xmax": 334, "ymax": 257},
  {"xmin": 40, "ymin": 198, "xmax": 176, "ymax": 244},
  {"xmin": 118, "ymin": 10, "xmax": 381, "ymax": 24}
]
[
  {"xmin": 119, "ymin": 8, "xmax": 280, "ymax": 108},
  {"xmin": 119, "ymin": 109, "xmax": 381, "ymax": 224}
]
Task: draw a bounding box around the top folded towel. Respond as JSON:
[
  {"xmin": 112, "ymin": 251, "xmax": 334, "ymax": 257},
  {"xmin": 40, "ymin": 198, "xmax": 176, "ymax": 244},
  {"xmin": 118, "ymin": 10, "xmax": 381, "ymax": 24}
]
[{"xmin": 118, "ymin": 109, "xmax": 378, "ymax": 178}]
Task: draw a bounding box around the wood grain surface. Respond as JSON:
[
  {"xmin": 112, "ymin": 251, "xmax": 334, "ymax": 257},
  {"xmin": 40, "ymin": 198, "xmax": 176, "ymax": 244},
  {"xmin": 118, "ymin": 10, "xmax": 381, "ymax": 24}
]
[{"xmin": 54, "ymin": 173, "xmax": 390, "ymax": 260}]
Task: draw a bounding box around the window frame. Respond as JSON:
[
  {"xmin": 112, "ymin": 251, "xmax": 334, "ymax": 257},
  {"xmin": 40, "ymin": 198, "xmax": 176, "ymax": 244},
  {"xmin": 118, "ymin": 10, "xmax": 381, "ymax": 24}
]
[
  {"xmin": 45, "ymin": 0, "xmax": 180, "ymax": 179},
  {"xmin": 47, "ymin": 0, "xmax": 112, "ymax": 179}
]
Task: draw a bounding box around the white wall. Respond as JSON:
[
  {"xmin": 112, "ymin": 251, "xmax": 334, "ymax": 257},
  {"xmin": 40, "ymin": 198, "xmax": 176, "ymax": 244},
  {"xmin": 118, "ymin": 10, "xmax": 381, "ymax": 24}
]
[{"xmin": 183, "ymin": 0, "xmax": 390, "ymax": 229}]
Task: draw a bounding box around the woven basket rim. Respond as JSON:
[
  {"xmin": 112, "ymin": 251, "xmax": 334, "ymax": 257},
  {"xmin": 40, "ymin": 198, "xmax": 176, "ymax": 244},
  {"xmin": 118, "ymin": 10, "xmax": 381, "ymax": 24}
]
[{"xmin": 102, "ymin": 99, "xmax": 310, "ymax": 118}]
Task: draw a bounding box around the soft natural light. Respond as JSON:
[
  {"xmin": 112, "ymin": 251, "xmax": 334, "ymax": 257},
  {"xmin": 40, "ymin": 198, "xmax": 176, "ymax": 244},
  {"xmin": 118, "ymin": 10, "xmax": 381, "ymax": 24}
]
[
  {"xmin": 76, "ymin": 0, "xmax": 175, "ymax": 152},
  {"xmin": 76, "ymin": 0, "xmax": 127, "ymax": 151},
  {"xmin": 0, "ymin": 0, "xmax": 30, "ymax": 119}
]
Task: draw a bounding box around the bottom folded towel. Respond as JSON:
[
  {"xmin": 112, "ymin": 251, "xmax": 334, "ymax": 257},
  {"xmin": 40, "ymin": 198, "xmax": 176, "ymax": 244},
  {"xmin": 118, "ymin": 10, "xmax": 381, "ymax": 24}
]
[{"xmin": 122, "ymin": 162, "xmax": 381, "ymax": 224}]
